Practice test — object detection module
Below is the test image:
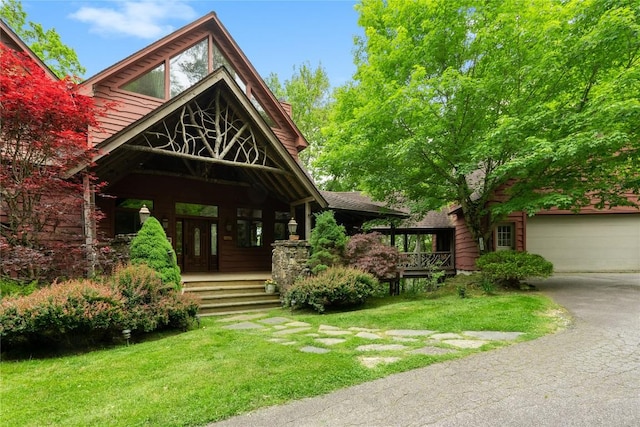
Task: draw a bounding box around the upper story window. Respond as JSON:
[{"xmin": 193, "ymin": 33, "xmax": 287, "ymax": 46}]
[
  {"xmin": 121, "ymin": 38, "xmax": 213, "ymax": 100},
  {"xmin": 122, "ymin": 63, "xmax": 165, "ymax": 99},
  {"xmin": 170, "ymin": 39, "xmax": 209, "ymax": 97},
  {"xmin": 119, "ymin": 37, "xmax": 277, "ymax": 126}
]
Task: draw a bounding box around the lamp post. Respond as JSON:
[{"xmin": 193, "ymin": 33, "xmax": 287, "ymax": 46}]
[
  {"xmin": 287, "ymin": 218, "xmax": 299, "ymax": 240},
  {"xmin": 139, "ymin": 204, "xmax": 150, "ymax": 225}
]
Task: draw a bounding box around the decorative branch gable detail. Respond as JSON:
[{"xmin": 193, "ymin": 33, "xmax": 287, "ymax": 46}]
[{"xmin": 134, "ymin": 90, "xmax": 287, "ymax": 174}]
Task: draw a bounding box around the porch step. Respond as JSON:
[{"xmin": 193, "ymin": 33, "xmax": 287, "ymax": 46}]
[{"xmin": 182, "ymin": 276, "xmax": 281, "ymax": 316}]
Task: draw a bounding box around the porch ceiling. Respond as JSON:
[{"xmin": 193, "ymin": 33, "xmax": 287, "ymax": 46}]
[{"xmin": 91, "ymin": 69, "xmax": 325, "ymax": 206}]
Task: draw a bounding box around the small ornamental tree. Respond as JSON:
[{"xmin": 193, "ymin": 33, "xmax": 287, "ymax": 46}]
[
  {"xmin": 129, "ymin": 217, "xmax": 181, "ymax": 289},
  {"xmin": 0, "ymin": 43, "xmax": 101, "ymax": 281},
  {"xmin": 307, "ymin": 211, "xmax": 347, "ymax": 274},
  {"xmin": 345, "ymin": 232, "xmax": 403, "ymax": 280}
]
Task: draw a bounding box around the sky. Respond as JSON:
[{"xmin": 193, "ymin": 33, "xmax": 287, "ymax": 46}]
[{"xmin": 14, "ymin": 0, "xmax": 363, "ymax": 87}]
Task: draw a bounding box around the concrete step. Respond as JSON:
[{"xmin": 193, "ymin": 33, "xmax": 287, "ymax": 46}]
[
  {"xmin": 183, "ymin": 284, "xmax": 265, "ymax": 295},
  {"xmin": 198, "ymin": 298, "xmax": 282, "ymax": 316},
  {"xmin": 183, "ymin": 277, "xmax": 281, "ymax": 316},
  {"xmin": 184, "ymin": 279, "xmax": 266, "ymax": 288}
]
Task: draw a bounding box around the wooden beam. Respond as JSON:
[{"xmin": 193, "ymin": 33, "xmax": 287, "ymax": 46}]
[{"xmin": 124, "ymin": 145, "xmax": 290, "ymax": 175}]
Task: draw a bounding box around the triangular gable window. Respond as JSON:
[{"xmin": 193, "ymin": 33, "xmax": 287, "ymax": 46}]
[
  {"xmin": 170, "ymin": 38, "xmax": 209, "ymax": 98},
  {"xmin": 122, "ymin": 63, "xmax": 165, "ymax": 99},
  {"xmin": 120, "ymin": 37, "xmax": 277, "ymax": 127}
]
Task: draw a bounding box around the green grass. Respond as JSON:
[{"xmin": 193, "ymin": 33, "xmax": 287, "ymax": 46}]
[{"xmin": 1, "ymin": 287, "xmax": 566, "ymax": 427}]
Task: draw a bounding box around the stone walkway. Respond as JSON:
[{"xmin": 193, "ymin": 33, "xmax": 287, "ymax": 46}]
[
  {"xmin": 219, "ymin": 313, "xmax": 524, "ymax": 368},
  {"xmin": 209, "ymin": 273, "xmax": 640, "ymax": 427}
]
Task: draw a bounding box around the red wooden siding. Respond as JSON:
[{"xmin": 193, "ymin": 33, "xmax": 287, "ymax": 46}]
[
  {"xmin": 452, "ymin": 212, "xmax": 479, "ymax": 271},
  {"xmin": 97, "ymin": 173, "xmax": 289, "ymax": 273},
  {"xmin": 86, "ymin": 26, "xmax": 302, "ymax": 161}
]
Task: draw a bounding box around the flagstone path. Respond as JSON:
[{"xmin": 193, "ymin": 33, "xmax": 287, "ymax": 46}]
[{"xmin": 219, "ymin": 313, "xmax": 524, "ymax": 368}]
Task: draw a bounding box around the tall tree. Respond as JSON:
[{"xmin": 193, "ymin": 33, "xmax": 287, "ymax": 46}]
[
  {"xmin": 319, "ymin": 0, "xmax": 639, "ymax": 251},
  {"xmin": 0, "ymin": 0, "xmax": 85, "ymax": 78},
  {"xmin": 0, "ymin": 44, "xmax": 98, "ymax": 280},
  {"xmin": 265, "ymin": 62, "xmax": 332, "ymax": 180}
]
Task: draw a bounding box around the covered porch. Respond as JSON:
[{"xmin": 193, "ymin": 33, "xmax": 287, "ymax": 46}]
[{"xmin": 87, "ymin": 69, "xmax": 326, "ymax": 276}]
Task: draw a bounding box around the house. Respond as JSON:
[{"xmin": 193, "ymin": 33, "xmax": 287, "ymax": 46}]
[
  {"xmin": 64, "ymin": 12, "xmax": 338, "ymax": 274},
  {"xmin": 451, "ymin": 198, "xmax": 640, "ymax": 273}
]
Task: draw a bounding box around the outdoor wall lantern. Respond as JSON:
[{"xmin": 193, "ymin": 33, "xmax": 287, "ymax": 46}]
[
  {"xmin": 288, "ymin": 218, "xmax": 299, "ymax": 240},
  {"xmin": 161, "ymin": 217, "xmax": 169, "ymax": 230},
  {"xmin": 139, "ymin": 204, "xmax": 150, "ymax": 225}
]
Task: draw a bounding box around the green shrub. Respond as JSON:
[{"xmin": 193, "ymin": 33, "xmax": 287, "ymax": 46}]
[
  {"xmin": 283, "ymin": 266, "xmax": 378, "ymax": 313},
  {"xmin": 0, "ymin": 265, "xmax": 200, "ymax": 352},
  {"xmin": 0, "ymin": 278, "xmax": 38, "ymax": 299},
  {"xmin": 111, "ymin": 264, "xmax": 199, "ymax": 332},
  {"xmin": 308, "ymin": 211, "xmax": 347, "ymax": 275},
  {"xmin": 476, "ymin": 250, "xmax": 553, "ymax": 288},
  {"xmin": 129, "ymin": 217, "xmax": 181, "ymax": 289},
  {"xmin": 0, "ymin": 279, "xmax": 126, "ymax": 348}
]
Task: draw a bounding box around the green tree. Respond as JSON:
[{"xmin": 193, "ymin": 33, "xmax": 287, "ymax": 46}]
[
  {"xmin": 265, "ymin": 62, "xmax": 333, "ymax": 181},
  {"xmin": 129, "ymin": 217, "xmax": 181, "ymax": 289},
  {"xmin": 0, "ymin": 0, "xmax": 85, "ymax": 78},
  {"xmin": 308, "ymin": 211, "xmax": 347, "ymax": 274},
  {"xmin": 319, "ymin": 0, "xmax": 640, "ymax": 252}
]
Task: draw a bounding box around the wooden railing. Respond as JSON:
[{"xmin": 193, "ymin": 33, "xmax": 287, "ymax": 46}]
[{"xmin": 399, "ymin": 251, "xmax": 454, "ymax": 271}]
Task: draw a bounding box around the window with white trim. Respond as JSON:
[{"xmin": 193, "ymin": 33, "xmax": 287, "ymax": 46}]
[{"xmin": 496, "ymin": 223, "xmax": 515, "ymax": 251}]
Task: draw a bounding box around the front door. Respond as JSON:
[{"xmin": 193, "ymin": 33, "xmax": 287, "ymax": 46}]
[{"xmin": 183, "ymin": 219, "xmax": 218, "ymax": 272}]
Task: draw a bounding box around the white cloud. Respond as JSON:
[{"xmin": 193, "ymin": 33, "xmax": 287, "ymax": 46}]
[{"xmin": 70, "ymin": 1, "xmax": 197, "ymax": 39}]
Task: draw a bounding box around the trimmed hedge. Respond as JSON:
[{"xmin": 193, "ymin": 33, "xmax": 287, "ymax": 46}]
[
  {"xmin": 283, "ymin": 266, "xmax": 379, "ymax": 313},
  {"xmin": 0, "ymin": 264, "xmax": 199, "ymax": 352},
  {"xmin": 476, "ymin": 250, "xmax": 553, "ymax": 287},
  {"xmin": 0, "ymin": 279, "xmax": 126, "ymax": 348}
]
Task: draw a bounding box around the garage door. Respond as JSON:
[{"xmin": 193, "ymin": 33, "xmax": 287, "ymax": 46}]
[{"xmin": 526, "ymin": 214, "xmax": 640, "ymax": 272}]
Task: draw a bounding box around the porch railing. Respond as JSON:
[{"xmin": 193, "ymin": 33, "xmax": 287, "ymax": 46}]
[{"xmin": 399, "ymin": 251, "xmax": 454, "ymax": 271}]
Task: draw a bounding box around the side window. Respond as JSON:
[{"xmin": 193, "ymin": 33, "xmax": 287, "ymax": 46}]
[
  {"xmin": 496, "ymin": 223, "xmax": 515, "ymax": 251},
  {"xmin": 274, "ymin": 211, "xmax": 290, "ymax": 240},
  {"xmin": 237, "ymin": 208, "xmax": 262, "ymax": 247},
  {"xmin": 114, "ymin": 198, "xmax": 154, "ymax": 235}
]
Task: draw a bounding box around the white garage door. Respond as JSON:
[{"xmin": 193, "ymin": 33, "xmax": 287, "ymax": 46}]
[{"xmin": 526, "ymin": 214, "xmax": 640, "ymax": 272}]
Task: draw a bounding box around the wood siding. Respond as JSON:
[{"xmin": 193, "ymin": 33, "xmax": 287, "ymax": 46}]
[
  {"xmin": 97, "ymin": 173, "xmax": 289, "ymax": 273},
  {"xmin": 87, "ymin": 27, "xmax": 302, "ymax": 160},
  {"xmin": 452, "ymin": 212, "xmax": 479, "ymax": 271}
]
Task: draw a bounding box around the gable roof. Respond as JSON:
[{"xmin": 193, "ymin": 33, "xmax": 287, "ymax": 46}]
[
  {"xmin": 321, "ymin": 191, "xmax": 408, "ymax": 218},
  {"xmin": 73, "ymin": 67, "xmax": 326, "ymax": 207},
  {"xmin": 80, "ymin": 12, "xmax": 308, "ymax": 153},
  {"xmin": 0, "ymin": 19, "xmax": 57, "ymax": 80}
]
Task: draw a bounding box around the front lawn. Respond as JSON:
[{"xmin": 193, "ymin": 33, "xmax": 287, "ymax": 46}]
[{"xmin": 1, "ymin": 288, "xmax": 567, "ymax": 427}]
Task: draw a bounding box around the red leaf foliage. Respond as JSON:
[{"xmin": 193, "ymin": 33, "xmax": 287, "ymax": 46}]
[{"xmin": 0, "ymin": 43, "xmax": 105, "ymax": 280}]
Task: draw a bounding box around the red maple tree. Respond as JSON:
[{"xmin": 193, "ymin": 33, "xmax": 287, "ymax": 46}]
[{"xmin": 0, "ymin": 43, "xmax": 101, "ymax": 281}]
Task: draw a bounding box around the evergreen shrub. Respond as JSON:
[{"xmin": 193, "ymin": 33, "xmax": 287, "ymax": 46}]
[
  {"xmin": 283, "ymin": 266, "xmax": 379, "ymax": 313},
  {"xmin": 307, "ymin": 211, "xmax": 347, "ymax": 275},
  {"xmin": 345, "ymin": 232, "xmax": 403, "ymax": 280},
  {"xmin": 476, "ymin": 250, "xmax": 553, "ymax": 288},
  {"xmin": 0, "ymin": 264, "xmax": 199, "ymax": 353},
  {"xmin": 129, "ymin": 217, "xmax": 181, "ymax": 289},
  {"xmin": 0, "ymin": 279, "xmax": 126, "ymax": 348}
]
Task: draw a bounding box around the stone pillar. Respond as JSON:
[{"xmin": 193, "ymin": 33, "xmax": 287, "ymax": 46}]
[{"xmin": 271, "ymin": 240, "xmax": 311, "ymax": 293}]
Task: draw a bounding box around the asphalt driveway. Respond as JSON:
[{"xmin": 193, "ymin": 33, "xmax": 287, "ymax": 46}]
[{"xmin": 211, "ymin": 273, "xmax": 640, "ymax": 427}]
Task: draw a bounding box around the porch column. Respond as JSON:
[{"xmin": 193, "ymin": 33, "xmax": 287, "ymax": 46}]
[
  {"xmin": 82, "ymin": 173, "xmax": 97, "ymax": 277},
  {"xmin": 305, "ymin": 201, "xmax": 312, "ymax": 239},
  {"xmin": 271, "ymin": 240, "xmax": 311, "ymax": 294}
]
